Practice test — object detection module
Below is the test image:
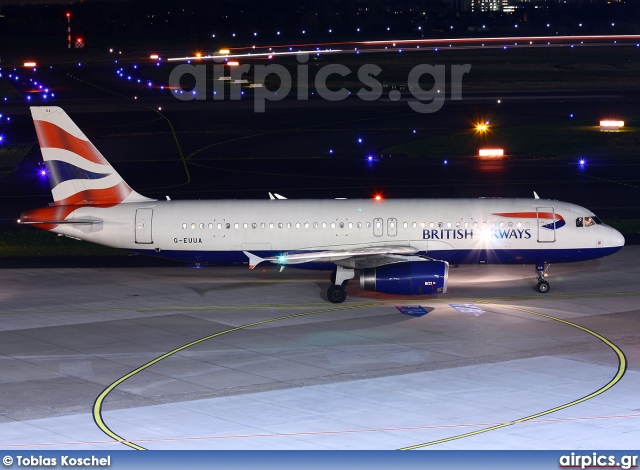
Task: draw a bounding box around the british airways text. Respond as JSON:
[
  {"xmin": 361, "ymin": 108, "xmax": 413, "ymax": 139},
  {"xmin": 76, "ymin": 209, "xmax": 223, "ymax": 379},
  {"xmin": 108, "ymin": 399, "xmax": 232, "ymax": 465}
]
[{"xmin": 422, "ymin": 229, "xmax": 532, "ymax": 240}]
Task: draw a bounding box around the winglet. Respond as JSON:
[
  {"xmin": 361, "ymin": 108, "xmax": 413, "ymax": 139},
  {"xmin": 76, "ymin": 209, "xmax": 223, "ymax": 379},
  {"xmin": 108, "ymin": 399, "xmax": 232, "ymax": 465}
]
[
  {"xmin": 533, "ymin": 191, "xmax": 540, "ymax": 199},
  {"xmin": 243, "ymin": 251, "xmax": 266, "ymax": 270}
]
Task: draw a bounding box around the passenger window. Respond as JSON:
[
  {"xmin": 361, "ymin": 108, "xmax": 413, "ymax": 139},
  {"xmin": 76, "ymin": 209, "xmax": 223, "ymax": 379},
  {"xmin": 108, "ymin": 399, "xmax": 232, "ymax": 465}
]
[
  {"xmin": 191, "ymin": 223, "xmax": 196, "ymax": 229},
  {"xmin": 182, "ymin": 223, "xmax": 187, "ymax": 230},
  {"xmin": 366, "ymin": 222, "xmax": 371, "ymax": 229},
  {"xmin": 269, "ymin": 223, "xmax": 274, "ymax": 229},
  {"xmin": 217, "ymin": 223, "xmax": 222, "ymax": 229},
  {"xmin": 456, "ymin": 222, "xmax": 460, "ymax": 227},
  {"xmin": 313, "ymin": 222, "xmax": 318, "ymax": 229},
  {"xmin": 412, "ymin": 222, "xmax": 417, "ymax": 228},
  {"xmin": 323, "ymin": 222, "xmax": 327, "ymax": 229},
  {"xmin": 304, "ymin": 222, "xmax": 309, "ymax": 229},
  {"xmin": 474, "ymin": 222, "xmax": 478, "ymax": 228},
  {"xmin": 252, "ymin": 223, "xmax": 257, "ymax": 229},
  {"xmin": 447, "ymin": 222, "xmax": 451, "ymax": 228},
  {"xmin": 438, "ymin": 222, "xmax": 443, "ymax": 228},
  {"xmin": 331, "ymin": 222, "xmax": 336, "ymax": 229},
  {"xmin": 209, "ymin": 223, "xmax": 213, "ymax": 230},
  {"xmin": 357, "ymin": 222, "xmax": 362, "ymax": 228},
  {"xmin": 348, "ymin": 222, "xmax": 353, "ymax": 229},
  {"xmin": 234, "ymin": 223, "xmax": 239, "ymax": 229},
  {"xmin": 403, "ymin": 222, "xmax": 408, "ymax": 229},
  {"xmin": 287, "ymin": 222, "xmax": 292, "ymax": 229},
  {"xmin": 420, "ymin": 222, "xmax": 425, "ymax": 228},
  {"xmin": 243, "ymin": 223, "xmax": 248, "ymax": 229},
  {"xmin": 226, "ymin": 223, "xmax": 231, "ymax": 229},
  {"xmin": 278, "ymin": 223, "xmax": 283, "ymax": 228},
  {"xmin": 464, "ymin": 222, "xmax": 469, "ymax": 228},
  {"xmin": 199, "ymin": 223, "xmax": 204, "ymax": 230},
  {"xmin": 499, "ymin": 222, "xmax": 504, "ymax": 227},
  {"xmin": 296, "ymin": 222, "xmax": 301, "ymax": 229},
  {"xmin": 517, "ymin": 222, "xmax": 522, "ymax": 228}
]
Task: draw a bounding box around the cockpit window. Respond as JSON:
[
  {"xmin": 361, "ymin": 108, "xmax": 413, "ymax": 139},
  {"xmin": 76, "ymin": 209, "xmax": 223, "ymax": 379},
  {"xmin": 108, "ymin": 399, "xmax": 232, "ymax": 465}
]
[{"xmin": 577, "ymin": 216, "xmax": 603, "ymax": 227}]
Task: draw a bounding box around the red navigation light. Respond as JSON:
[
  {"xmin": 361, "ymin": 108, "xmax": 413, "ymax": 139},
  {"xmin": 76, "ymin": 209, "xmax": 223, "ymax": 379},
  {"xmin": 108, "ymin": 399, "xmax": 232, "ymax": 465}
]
[
  {"xmin": 66, "ymin": 12, "xmax": 70, "ymax": 17},
  {"xmin": 374, "ymin": 194, "xmax": 383, "ymax": 201}
]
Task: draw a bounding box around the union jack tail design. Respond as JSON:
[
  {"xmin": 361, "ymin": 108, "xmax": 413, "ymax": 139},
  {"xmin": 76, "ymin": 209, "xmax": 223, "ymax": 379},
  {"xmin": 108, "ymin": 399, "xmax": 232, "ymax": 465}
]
[{"xmin": 30, "ymin": 106, "xmax": 154, "ymax": 206}]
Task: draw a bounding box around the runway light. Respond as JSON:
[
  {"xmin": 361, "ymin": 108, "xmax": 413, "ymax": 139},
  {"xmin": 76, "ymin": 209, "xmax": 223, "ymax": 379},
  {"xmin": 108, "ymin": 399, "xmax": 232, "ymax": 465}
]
[
  {"xmin": 479, "ymin": 148, "xmax": 504, "ymax": 157},
  {"xmin": 149, "ymin": 54, "xmax": 159, "ymax": 59},
  {"xmin": 357, "ymin": 137, "xmax": 363, "ymax": 143},
  {"xmin": 600, "ymin": 120, "xmax": 624, "ymax": 131},
  {"xmin": 227, "ymin": 61, "xmax": 240, "ymax": 66},
  {"xmin": 579, "ymin": 159, "xmax": 586, "ymax": 166},
  {"xmin": 219, "ymin": 49, "xmax": 230, "ymax": 54},
  {"xmin": 23, "ymin": 62, "xmax": 37, "ymax": 67}
]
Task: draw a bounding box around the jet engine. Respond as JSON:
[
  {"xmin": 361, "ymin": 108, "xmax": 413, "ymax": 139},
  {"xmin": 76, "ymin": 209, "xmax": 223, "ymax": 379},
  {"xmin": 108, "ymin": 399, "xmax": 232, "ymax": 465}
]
[{"xmin": 360, "ymin": 260, "xmax": 449, "ymax": 295}]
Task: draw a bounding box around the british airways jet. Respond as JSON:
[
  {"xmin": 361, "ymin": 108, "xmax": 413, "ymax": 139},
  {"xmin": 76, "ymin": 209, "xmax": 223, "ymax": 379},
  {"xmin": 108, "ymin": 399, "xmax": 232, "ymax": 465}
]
[{"xmin": 19, "ymin": 107, "xmax": 625, "ymax": 303}]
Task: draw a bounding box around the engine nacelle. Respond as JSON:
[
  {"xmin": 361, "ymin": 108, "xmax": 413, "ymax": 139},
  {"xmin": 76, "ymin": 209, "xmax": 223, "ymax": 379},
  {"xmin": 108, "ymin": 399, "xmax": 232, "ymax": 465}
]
[{"xmin": 360, "ymin": 261, "xmax": 449, "ymax": 296}]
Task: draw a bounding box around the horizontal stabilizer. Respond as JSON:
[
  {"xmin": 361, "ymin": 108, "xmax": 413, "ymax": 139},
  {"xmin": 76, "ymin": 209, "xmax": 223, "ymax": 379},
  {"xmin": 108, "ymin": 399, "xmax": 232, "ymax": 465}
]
[{"xmin": 18, "ymin": 218, "xmax": 100, "ymax": 225}]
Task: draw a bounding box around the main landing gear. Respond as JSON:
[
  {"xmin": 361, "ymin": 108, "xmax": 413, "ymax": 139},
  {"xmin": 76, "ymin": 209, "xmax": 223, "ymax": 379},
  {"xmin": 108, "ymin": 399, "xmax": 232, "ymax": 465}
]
[
  {"xmin": 535, "ymin": 262, "xmax": 550, "ymax": 293},
  {"xmin": 327, "ymin": 266, "xmax": 355, "ymax": 303}
]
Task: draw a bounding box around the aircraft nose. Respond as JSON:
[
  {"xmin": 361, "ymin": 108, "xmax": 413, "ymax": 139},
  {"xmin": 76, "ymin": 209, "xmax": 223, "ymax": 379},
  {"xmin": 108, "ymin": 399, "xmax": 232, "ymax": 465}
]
[{"xmin": 610, "ymin": 227, "xmax": 625, "ymax": 248}]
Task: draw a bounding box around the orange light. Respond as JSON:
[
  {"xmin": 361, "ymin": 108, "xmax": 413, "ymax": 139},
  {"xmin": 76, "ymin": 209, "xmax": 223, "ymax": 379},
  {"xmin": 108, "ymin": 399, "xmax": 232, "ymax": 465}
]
[
  {"xmin": 227, "ymin": 61, "xmax": 240, "ymax": 66},
  {"xmin": 219, "ymin": 49, "xmax": 230, "ymax": 54},
  {"xmin": 600, "ymin": 120, "xmax": 624, "ymax": 127},
  {"xmin": 23, "ymin": 62, "xmax": 37, "ymax": 67},
  {"xmin": 476, "ymin": 123, "xmax": 488, "ymax": 132},
  {"xmin": 149, "ymin": 54, "xmax": 159, "ymax": 59},
  {"xmin": 600, "ymin": 120, "xmax": 624, "ymax": 131},
  {"xmin": 479, "ymin": 148, "xmax": 504, "ymax": 157}
]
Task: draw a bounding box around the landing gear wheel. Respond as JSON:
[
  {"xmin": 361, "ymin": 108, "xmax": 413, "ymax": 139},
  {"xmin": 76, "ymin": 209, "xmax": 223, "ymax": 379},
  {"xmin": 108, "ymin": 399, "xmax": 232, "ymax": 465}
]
[
  {"xmin": 327, "ymin": 285, "xmax": 347, "ymax": 303},
  {"xmin": 536, "ymin": 280, "xmax": 550, "ymax": 293}
]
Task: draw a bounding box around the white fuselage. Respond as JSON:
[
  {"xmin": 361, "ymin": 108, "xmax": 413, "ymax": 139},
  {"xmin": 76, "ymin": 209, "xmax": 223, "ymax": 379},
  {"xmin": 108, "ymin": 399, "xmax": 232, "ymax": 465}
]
[{"xmin": 48, "ymin": 198, "xmax": 624, "ymax": 267}]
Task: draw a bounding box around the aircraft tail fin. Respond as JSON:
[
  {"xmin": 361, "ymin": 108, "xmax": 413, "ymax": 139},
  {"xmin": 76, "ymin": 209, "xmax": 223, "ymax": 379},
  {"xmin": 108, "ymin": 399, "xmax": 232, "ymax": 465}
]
[{"xmin": 30, "ymin": 106, "xmax": 155, "ymax": 206}]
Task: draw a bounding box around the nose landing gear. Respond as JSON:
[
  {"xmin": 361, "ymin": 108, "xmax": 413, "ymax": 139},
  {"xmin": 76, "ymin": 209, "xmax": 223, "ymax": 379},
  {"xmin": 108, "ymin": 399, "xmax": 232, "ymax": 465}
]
[{"xmin": 535, "ymin": 262, "xmax": 550, "ymax": 293}]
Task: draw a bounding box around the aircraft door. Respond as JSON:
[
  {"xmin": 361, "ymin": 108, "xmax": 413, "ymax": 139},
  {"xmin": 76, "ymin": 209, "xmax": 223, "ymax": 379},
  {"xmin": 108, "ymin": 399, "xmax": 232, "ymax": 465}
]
[
  {"xmin": 373, "ymin": 218, "xmax": 383, "ymax": 237},
  {"xmin": 387, "ymin": 218, "xmax": 397, "ymax": 237},
  {"xmin": 536, "ymin": 207, "xmax": 556, "ymax": 243},
  {"xmin": 135, "ymin": 208, "xmax": 153, "ymax": 244}
]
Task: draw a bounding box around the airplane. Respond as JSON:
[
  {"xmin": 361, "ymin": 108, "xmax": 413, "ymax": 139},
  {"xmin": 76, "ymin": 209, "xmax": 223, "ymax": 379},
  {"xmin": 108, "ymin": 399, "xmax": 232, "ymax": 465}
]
[{"xmin": 19, "ymin": 106, "xmax": 625, "ymax": 303}]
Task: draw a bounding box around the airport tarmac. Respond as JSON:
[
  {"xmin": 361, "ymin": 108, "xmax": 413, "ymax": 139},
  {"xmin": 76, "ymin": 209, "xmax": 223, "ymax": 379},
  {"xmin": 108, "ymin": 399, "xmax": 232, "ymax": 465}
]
[{"xmin": 0, "ymin": 247, "xmax": 639, "ymax": 450}]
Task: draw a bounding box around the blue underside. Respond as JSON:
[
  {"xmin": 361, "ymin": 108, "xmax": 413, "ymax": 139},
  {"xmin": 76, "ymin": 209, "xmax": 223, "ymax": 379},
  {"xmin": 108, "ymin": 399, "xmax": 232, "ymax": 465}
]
[{"xmin": 134, "ymin": 246, "xmax": 623, "ymax": 269}]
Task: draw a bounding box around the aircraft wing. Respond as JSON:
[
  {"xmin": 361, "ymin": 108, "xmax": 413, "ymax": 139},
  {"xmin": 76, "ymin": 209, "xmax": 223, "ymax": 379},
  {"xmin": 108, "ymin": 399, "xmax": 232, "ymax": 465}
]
[{"xmin": 244, "ymin": 246, "xmax": 421, "ymax": 270}]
